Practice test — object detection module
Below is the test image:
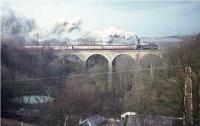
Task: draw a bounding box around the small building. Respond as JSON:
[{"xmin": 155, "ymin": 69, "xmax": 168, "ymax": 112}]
[{"xmin": 79, "ymin": 115, "xmax": 113, "ymax": 126}]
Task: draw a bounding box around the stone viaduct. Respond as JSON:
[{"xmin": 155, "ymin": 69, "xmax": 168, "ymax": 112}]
[
  {"xmin": 60, "ymin": 49, "xmax": 162, "ymax": 87},
  {"xmin": 24, "ymin": 46, "xmax": 163, "ymax": 87}
]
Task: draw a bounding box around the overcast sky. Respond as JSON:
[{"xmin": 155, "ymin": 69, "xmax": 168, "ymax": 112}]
[{"xmin": 1, "ymin": 0, "xmax": 200, "ymax": 37}]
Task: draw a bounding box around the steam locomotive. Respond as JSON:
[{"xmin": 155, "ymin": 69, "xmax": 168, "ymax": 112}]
[{"xmin": 137, "ymin": 42, "xmax": 158, "ymax": 50}]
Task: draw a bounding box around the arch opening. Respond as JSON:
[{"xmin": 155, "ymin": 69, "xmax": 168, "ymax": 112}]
[
  {"xmin": 62, "ymin": 54, "xmax": 82, "ymax": 74},
  {"xmin": 112, "ymin": 54, "xmax": 136, "ymax": 97},
  {"xmin": 139, "ymin": 54, "xmax": 163, "ymax": 72},
  {"xmin": 112, "ymin": 54, "xmax": 135, "ymax": 71},
  {"xmin": 139, "ymin": 54, "xmax": 164, "ymax": 86},
  {"xmin": 86, "ymin": 54, "xmax": 108, "ymax": 73},
  {"xmin": 86, "ymin": 54, "xmax": 109, "ymax": 92}
]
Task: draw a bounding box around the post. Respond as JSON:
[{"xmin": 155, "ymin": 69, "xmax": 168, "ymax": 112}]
[
  {"xmin": 108, "ymin": 61, "xmax": 113, "ymax": 91},
  {"xmin": 184, "ymin": 67, "xmax": 193, "ymax": 126},
  {"xmin": 82, "ymin": 61, "xmax": 87, "ymax": 74},
  {"xmin": 150, "ymin": 63, "xmax": 153, "ymax": 81}
]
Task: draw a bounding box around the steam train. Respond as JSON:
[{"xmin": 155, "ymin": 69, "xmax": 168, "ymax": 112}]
[{"xmin": 24, "ymin": 42, "xmax": 158, "ymax": 50}]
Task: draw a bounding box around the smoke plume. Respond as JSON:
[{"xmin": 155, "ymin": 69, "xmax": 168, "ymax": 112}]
[
  {"xmin": 92, "ymin": 26, "xmax": 137, "ymax": 44},
  {"xmin": 30, "ymin": 18, "xmax": 86, "ymax": 42},
  {"xmin": 1, "ymin": 6, "xmax": 137, "ymax": 45},
  {"xmin": 1, "ymin": 6, "xmax": 35, "ymax": 44}
]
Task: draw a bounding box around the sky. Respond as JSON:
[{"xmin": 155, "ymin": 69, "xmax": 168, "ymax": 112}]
[{"xmin": 1, "ymin": 0, "xmax": 200, "ymax": 38}]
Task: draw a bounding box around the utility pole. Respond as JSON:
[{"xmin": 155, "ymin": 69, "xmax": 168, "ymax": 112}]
[{"xmin": 184, "ymin": 67, "xmax": 193, "ymax": 126}]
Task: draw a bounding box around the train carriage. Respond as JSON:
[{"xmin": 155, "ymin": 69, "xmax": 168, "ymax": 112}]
[
  {"xmin": 73, "ymin": 45, "xmax": 103, "ymax": 50},
  {"xmin": 103, "ymin": 45, "xmax": 137, "ymax": 50}
]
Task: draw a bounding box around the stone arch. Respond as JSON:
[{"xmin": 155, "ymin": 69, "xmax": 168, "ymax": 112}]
[
  {"xmin": 86, "ymin": 53, "xmax": 109, "ymax": 62},
  {"xmin": 86, "ymin": 54, "xmax": 109, "ymax": 72},
  {"xmin": 139, "ymin": 54, "xmax": 164, "ymax": 81},
  {"xmin": 63, "ymin": 54, "xmax": 82, "ymax": 63},
  {"xmin": 112, "ymin": 54, "xmax": 136, "ymax": 92},
  {"xmin": 86, "ymin": 54, "xmax": 109, "ymax": 91},
  {"xmin": 139, "ymin": 53, "xmax": 162, "ymax": 62},
  {"xmin": 112, "ymin": 54, "xmax": 135, "ymax": 71},
  {"xmin": 62, "ymin": 54, "xmax": 83, "ymax": 73},
  {"xmin": 139, "ymin": 54, "xmax": 163, "ymax": 67}
]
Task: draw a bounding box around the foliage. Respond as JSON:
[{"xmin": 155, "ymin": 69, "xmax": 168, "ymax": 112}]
[{"xmin": 1, "ymin": 34, "xmax": 200, "ymax": 125}]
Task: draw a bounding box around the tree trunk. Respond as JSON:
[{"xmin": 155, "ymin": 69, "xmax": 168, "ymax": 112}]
[{"xmin": 184, "ymin": 67, "xmax": 193, "ymax": 126}]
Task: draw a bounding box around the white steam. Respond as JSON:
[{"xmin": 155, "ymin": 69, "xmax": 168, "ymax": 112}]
[
  {"xmin": 2, "ymin": 7, "xmax": 138, "ymax": 45},
  {"xmin": 92, "ymin": 26, "xmax": 137, "ymax": 43}
]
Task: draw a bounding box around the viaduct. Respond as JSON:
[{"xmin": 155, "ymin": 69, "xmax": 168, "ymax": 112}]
[{"xmin": 24, "ymin": 45, "xmax": 163, "ymax": 87}]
